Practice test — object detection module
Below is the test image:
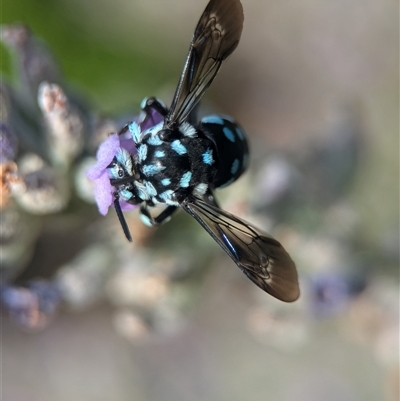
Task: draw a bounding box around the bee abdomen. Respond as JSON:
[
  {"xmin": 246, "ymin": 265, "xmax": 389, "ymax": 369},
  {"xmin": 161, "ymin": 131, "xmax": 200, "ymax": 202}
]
[{"xmin": 198, "ymin": 115, "xmax": 249, "ymax": 188}]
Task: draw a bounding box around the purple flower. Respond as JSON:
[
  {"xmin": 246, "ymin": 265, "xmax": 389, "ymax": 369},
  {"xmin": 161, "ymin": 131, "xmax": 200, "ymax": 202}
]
[
  {"xmin": 1, "ymin": 280, "xmax": 61, "ymax": 329},
  {"xmin": 0, "ymin": 122, "xmax": 18, "ymax": 163},
  {"xmin": 87, "ymin": 109, "xmax": 164, "ymax": 215},
  {"xmin": 87, "ymin": 133, "xmax": 122, "ymax": 215},
  {"xmin": 309, "ymin": 272, "xmax": 351, "ymax": 318}
]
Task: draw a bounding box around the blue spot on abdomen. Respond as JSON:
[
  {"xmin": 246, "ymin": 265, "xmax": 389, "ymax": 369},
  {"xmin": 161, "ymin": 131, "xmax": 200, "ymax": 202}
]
[
  {"xmin": 202, "ymin": 115, "xmax": 224, "ymax": 125},
  {"xmin": 199, "ymin": 115, "xmax": 248, "ymax": 189},
  {"xmin": 235, "ymin": 126, "xmax": 245, "ymax": 141},
  {"xmin": 231, "ymin": 158, "xmax": 240, "ymax": 175},
  {"xmin": 223, "ymin": 127, "xmax": 235, "ymax": 143}
]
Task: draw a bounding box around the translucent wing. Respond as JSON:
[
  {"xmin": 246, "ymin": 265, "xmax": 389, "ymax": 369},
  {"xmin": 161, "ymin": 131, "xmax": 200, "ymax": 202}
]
[
  {"xmin": 165, "ymin": 0, "xmax": 244, "ymax": 128},
  {"xmin": 182, "ymin": 196, "xmax": 300, "ymax": 302}
]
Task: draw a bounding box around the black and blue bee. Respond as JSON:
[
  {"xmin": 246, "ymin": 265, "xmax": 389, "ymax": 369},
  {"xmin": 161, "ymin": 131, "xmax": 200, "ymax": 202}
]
[{"xmin": 91, "ymin": 0, "xmax": 300, "ymax": 302}]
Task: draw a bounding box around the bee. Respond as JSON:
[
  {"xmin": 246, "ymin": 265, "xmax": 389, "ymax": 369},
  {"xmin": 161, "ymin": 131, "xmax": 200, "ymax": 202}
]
[{"xmin": 89, "ymin": 0, "xmax": 300, "ymax": 302}]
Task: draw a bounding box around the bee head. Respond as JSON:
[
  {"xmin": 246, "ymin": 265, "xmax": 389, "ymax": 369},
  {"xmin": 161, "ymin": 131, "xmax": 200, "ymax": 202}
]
[{"xmin": 108, "ymin": 148, "xmax": 135, "ymax": 180}]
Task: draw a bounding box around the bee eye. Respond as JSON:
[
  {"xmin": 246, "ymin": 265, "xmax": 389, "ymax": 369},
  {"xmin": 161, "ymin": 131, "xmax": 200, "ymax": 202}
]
[{"xmin": 118, "ymin": 170, "xmax": 124, "ymax": 178}]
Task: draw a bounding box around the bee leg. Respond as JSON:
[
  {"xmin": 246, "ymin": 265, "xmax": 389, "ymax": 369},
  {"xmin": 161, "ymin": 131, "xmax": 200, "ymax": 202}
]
[
  {"xmin": 117, "ymin": 97, "xmax": 168, "ymax": 136},
  {"xmin": 139, "ymin": 204, "xmax": 177, "ymax": 227},
  {"xmin": 117, "ymin": 124, "xmax": 129, "ymax": 136},
  {"xmin": 141, "ymin": 97, "xmax": 168, "ymax": 116},
  {"xmin": 113, "ymin": 192, "xmax": 133, "ymax": 242},
  {"xmin": 139, "ymin": 97, "xmax": 168, "ymax": 126},
  {"xmin": 154, "ymin": 205, "xmax": 178, "ymax": 224}
]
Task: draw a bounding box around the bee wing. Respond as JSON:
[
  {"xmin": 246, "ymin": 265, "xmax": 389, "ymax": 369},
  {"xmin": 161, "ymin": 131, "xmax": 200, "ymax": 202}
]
[
  {"xmin": 165, "ymin": 0, "xmax": 244, "ymax": 128},
  {"xmin": 182, "ymin": 196, "xmax": 300, "ymax": 302}
]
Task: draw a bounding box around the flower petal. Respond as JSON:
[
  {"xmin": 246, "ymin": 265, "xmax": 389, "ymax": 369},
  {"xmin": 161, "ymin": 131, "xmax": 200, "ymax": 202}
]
[
  {"xmin": 93, "ymin": 171, "xmax": 114, "ymax": 215},
  {"xmin": 120, "ymin": 200, "xmax": 137, "ymax": 212},
  {"xmin": 141, "ymin": 109, "xmax": 164, "ymax": 131},
  {"xmin": 86, "ymin": 134, "xmax": 120, "ymax": 180}
]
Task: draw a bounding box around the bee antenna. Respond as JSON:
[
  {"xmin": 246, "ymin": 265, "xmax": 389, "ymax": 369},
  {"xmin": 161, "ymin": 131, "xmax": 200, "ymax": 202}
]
[{"xmin": 113, "ymin": 193, "xmax": 133, "ymax": 242}]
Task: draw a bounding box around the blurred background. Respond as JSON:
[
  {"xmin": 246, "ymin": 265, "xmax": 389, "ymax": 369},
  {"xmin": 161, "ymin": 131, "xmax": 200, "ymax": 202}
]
[{"xmin": 1, "ymin": 0, "xmax": 398, "ymax": 400}]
